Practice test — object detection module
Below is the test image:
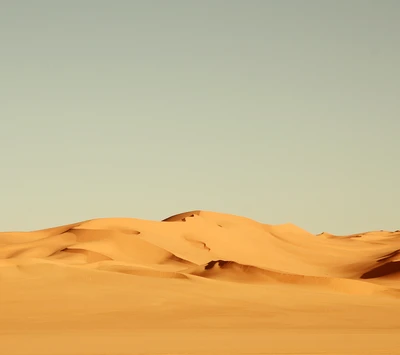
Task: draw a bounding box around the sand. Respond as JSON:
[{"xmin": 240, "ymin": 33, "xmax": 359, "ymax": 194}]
[{"xmin": 1, "ymin": 210, "xmax": 400, "ymax": 355}]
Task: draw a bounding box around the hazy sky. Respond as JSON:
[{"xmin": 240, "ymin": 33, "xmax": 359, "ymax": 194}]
[{"xmin": 1, "ymin": 1, "xmax": 399, "ymax": 234}]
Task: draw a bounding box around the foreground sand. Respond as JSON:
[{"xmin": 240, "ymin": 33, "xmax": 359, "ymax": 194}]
[{"xmin": 1, "ymin": 210, "xmax": 400, "ymax": 355}]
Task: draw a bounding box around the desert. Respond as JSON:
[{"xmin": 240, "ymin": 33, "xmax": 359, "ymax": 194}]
[{"xmin": 1, "ymin": 210, "xmax": 400, "ymax": 355}]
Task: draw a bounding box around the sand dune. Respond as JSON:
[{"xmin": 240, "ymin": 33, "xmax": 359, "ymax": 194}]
[{"xmin": 1, "ymin": 210, "xmax": 400, "ymax": 355}]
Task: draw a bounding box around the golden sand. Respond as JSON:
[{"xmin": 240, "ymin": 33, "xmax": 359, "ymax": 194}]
[{"xmin": 1, "ymin": 210, "xmax": 399, "ymax": 354}]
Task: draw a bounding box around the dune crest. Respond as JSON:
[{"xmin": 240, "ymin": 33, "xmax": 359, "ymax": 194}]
[{"xmin": 1, "ymin": 210, "xmax": 400, "ymax": 287}]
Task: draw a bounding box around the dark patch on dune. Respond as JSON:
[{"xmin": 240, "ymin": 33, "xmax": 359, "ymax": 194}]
[
  {"xmin": 205, "ymin": 260, "xmax": 229, "ymax": 270},
  {"xmin": 60, "ymin": 228, "xmax": 73, "ymax": 234},
  {"xmin": 184, "ymin": 236, "xmax": 211, "ymax": 251},
  {"xmin": 323, "ymin": 234, "xmax": 362, "ymax": 239},
  {"xmin": 337, "ymin": 234, "xmax": 362, "ymax": 239},
  {"xmin": 377, "ymin": 249, "xmax": 400, "ymax": 263},
  {"xmin": 58, "ymin": 226, "xmax": 81, "ymax": 236},
  {"xmin": 360, "ymin": 261, "xmax": 400, "ymax": 279},
  {"xmin": 118, "ymin": 229, "xmax": 141, "ymax": 235},
  {"xmin": 162, "ymin": 211, "xmax": 201, "ymax": 222}
]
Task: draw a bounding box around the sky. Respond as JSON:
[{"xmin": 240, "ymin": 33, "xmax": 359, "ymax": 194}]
[{"xmin": 1, "ymin": 1, "xmax": 399, "ymax": 234}]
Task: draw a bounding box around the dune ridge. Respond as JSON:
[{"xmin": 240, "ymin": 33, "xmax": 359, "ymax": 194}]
[{"xmin": 1, "ymin": 210, "xmax": 399, "ymax": 290}]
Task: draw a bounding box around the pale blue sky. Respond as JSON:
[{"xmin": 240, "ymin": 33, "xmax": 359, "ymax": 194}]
[{"xmin": 1, "ymin": 1, "xmax": 399, "ymax": 234}]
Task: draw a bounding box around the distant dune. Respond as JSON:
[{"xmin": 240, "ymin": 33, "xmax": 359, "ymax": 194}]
[{"xmin": 1, "ymin": 210, "xmax": 400, "ymax": 355}]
